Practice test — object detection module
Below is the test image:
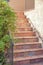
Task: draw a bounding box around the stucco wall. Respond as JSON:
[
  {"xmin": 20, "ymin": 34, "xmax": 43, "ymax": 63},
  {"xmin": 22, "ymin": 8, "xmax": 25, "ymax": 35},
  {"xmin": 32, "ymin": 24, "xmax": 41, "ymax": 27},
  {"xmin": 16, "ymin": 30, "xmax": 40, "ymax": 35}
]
[
  {"xmin": 8, "ymin": 0, "xmax": 25, "ymax": 11},
  {"xmin": 24, "ymin": 0, "xmax": 43, "ymax": 38},
  {"xmin": 25, "ymin": 0, "xmax": 35, "ymax": 11},
  {"xmin": 8, "ymin": 0, "xmax": 34, "ymax": 11}
]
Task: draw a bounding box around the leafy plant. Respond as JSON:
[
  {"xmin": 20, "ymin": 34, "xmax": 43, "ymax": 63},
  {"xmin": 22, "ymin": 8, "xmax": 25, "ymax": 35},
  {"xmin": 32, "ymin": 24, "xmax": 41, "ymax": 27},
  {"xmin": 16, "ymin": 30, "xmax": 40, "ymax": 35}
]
[
  {"xmin": 0, "ymin": 0, "xmax": 16, "ymax": 65},
  {"xmin": 0, "ymin": 39, "xmax": 5, "ymax": 65},
  {"xmin": 2, "ymin": 35, "xmax": 10, "ymax": 43},
  {"xmin": 0, "ymin": 41, "xmax": 5, "ymax": 52},
  {"xmin": 0, "ymin": 0, "xmax": 16, "ymax": 49},
  {"xmin": 2, "ymin": 34, "xmax": 10, "ymax": 48}
]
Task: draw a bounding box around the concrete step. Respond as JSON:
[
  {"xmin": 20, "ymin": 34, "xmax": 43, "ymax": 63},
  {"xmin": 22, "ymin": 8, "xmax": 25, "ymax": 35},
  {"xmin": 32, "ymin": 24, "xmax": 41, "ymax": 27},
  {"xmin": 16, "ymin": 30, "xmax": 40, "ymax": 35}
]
[
  {"xmin": 14, "ymin": 55, "xmax": 43, "ymax": 62},
  {"xmin": 14, "ymin": 60, "xmax": 43, "ymax": 65},
  {"xmin": 7, "ymin": 58, "xmax": 43, "ymax": 65},
  {"xmin": 14, "ymin": 31, "xmax": 36, "ymax": 37},
  {"xmin": 16, "ymin": 21, "xmax": 31, "ymax": 27},
  {"xmin": 16, "ymin": 27, "xmax": 33, "ymax": 31},
  {"xmin": 30, "ymin": 63, "xmax": 43, "ymax": 65},
  {"xmin": 14, "ymin": 42, "xmax": 41, "ymax": 45},
  {"xmin": 14, "ymin": 48, "xmax": 43, "ymax": 58},
  {"xmin": 14, "ymin": 42, "xmax": 41, "ymax": 50},
  {"xmin": 17, "ymin": 13, "xmax": 25, "ymax": 18},
  {"xmin": 14, "ymin": 36, "xmax": 38, "ymax": 43},
  {"xmin": 16, "ymin": 12, "xmax": 24, "ymax": 15},
  {"xmin": 16, "ymin": 18, "xmax": 29, "ymax": 24},
  {"xmin": 15, "ymin": 12, "xmax": 25, "ymax": 18},
  {"xmin": 17, "ymin": 15, "xmax": 26, "ymax": 19}
]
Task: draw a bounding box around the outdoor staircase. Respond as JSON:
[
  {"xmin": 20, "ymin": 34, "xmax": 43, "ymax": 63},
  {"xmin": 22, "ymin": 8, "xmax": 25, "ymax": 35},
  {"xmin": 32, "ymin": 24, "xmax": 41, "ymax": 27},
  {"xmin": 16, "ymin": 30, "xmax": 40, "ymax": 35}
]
[{"xmin": 14, "ymin": 12, "xmax": 43, "ymax": 65}]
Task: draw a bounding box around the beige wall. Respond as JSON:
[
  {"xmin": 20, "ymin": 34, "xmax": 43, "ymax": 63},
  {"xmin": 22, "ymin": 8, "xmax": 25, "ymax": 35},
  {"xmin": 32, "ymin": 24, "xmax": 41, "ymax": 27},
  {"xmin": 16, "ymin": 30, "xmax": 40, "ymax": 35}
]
[
  {"xmin": 24, "ymin": 0, "xmax": 43, "ymax": 38},
  {"xmin": 25, "ymin": 0, "xmax": 35, "ymax": 11},
  {"xmin": 8, "ymin": 0, "xmax": 34, "ymax": 11},
  {"xmin": 9, "ymin": 0, "xmax": 25, "ymax": 11}
]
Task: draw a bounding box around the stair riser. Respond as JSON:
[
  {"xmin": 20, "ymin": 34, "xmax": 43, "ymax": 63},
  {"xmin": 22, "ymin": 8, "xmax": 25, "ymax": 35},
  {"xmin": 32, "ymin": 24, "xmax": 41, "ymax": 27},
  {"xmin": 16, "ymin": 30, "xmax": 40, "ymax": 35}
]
[
  {"xmin": 16, "ymin": 23, "xmax": 31, "ymax": 27},
  {"xmin": 14, "ymin": 58, "xmax": 43, "ymax": 65},
  {"xmin": 14, "ymin": 38, "xmax": 38, "ymax": 43},
  {"xmin": 14, "ymin": 44, "xmax": 41, "ymax": 50},
  {"xmin": 17, "ymin": 15, "xmax": 25, "ymax": 17},
  {"xmin": 17, "ymin": 13, "xmax": 25, "ymax": 17},
  {"xmin": 17, "ymin": 17, "xmax": 26, "ymax": 19},
  {"xmin": 16, "ymin": 12, "xmax": 24, "ymax": 15},
  {"xmin": 14, "ymin": 50, "xmax": 43, "ymax": 58},
  {"xmin": 17, "ymin": 13, "xmax": 26, "ymax": 18},
  {"xmin": 14, "ymin": 32, "xmax": 36, "ymax": 37},
  {"xmin": 17, "ymin": 28, "xmax": 33, "ymax": 31}
]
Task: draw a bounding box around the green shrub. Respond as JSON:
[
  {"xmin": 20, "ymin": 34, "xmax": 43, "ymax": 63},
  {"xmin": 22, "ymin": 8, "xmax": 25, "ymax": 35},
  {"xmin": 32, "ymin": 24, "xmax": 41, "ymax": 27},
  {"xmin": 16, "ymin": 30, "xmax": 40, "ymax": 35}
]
[
  {"xmin": 0, "ymin": 0, "xmax": 16, "ymax": 50},
  {"xmin": 0, "ymin": 0, "xmax": 16, "ymax": 65}
]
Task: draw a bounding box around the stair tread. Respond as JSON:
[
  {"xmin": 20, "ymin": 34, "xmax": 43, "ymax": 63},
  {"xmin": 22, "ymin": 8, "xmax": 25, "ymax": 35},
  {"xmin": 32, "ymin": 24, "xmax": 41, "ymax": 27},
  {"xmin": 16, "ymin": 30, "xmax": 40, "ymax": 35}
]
[
  {"xmin": 30, "ymin": 62, "xmax": 43, "ymax": 65},
  {"xmin": 14, "ymin": 48, "xmax": 43, "ymax": 53},
  {"xmin": 14, "ymin": 42, "xmax": 41, "ymax": 45},
  {"xmin": 17, "ymin": 27, "xmax": 32, "ymax": 28},
  {"xmin": 14, "ymin": 55, "xmax": 43, "ymax": 61},
  {"xmin": 16, "ymin": 27, "xmax": 32, "ymax": 30},
  {"xmin": 17, "ymin": 27, "xmax": 32, "ymax": 29},
  {"xmin": 14, "ymin": 36, "xmax": 37, "ymax": 39},
  {"xmin": 14, "ymin": 31, "xmax": 35, "ymax": 33}
]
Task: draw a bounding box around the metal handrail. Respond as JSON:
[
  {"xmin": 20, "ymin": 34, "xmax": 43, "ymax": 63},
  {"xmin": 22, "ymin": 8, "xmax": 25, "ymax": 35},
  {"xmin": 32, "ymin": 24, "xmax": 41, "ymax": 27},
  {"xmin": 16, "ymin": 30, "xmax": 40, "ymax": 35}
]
[
  {"xmin": 9, "ymin": 32, "xmax": 14, "ymax": 65},
  {"xmin": 6, "ymin": 32, "xmax": 14, "ymax": 65}
]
